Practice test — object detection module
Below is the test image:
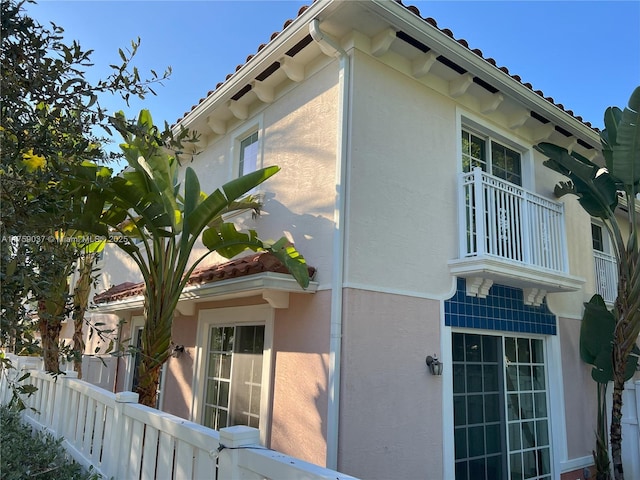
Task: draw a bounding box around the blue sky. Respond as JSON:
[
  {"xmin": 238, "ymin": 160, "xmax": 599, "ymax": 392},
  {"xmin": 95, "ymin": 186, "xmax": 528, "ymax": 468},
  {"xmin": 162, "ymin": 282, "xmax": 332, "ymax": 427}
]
[{"xmin": 26, "ymin": 0, "xmax": 639, "ymax": 135}]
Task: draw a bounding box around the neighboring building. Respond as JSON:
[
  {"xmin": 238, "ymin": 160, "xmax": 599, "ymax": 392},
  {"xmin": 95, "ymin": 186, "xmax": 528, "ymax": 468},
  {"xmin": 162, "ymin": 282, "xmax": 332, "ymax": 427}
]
[{"xmin": 68, "ymin": 1, "xmax": 638, "ymax": 479}]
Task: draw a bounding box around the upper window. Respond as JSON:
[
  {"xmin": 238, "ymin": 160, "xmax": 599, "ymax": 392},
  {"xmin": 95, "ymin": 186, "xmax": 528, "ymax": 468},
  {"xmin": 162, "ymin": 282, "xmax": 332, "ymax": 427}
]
[
  {"xmin": 462, "ymin": 129, "xmax": 522, "ymax": 186},
  {"xmin": 239, "ymin": 131, "xmax": 259, "ymax": 177},
  {"xmin": 591, "ymin": 223, "xmax": 605, "ymax": 253}
]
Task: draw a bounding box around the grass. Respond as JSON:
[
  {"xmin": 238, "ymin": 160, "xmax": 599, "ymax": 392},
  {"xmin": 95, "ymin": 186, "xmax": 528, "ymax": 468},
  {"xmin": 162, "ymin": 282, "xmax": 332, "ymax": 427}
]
[{"xmin": 0, "ymin": 405, "xmax": 100, "ymax": 480}]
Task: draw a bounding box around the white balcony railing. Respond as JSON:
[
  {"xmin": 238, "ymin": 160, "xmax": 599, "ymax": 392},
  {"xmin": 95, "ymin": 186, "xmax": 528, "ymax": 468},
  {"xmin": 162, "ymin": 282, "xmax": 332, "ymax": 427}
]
[
  {"xmin": 460, "ymin": 168, "xmax": 568, "ymax": 273},
  {"xmin": 594, "ymin": 250, "xmax": 618, "ymax": 304}
]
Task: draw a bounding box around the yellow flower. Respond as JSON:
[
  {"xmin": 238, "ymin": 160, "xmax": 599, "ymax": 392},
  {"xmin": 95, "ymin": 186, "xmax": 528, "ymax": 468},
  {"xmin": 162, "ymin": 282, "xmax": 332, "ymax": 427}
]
[{"xmin": 22, "ymin": 149, "xmax": 46, "ymax": 172}]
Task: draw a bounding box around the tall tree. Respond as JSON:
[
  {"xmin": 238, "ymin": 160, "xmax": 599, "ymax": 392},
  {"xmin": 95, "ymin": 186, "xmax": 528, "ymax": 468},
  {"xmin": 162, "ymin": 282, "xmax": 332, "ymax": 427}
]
[
  {"xmin": 0, "ymin": 0, "xmax": 169, "ymax": 371},
  {"xmin": 580, "ymin": 294, "xmax": 639, "ymax": 480},
  {"xmin": 535, "ymin": 85, "xmax": 639, "ymax": 480},
  {"xmin": 80, "ymin": 110, "xmax": 310, "ymax": 407}
]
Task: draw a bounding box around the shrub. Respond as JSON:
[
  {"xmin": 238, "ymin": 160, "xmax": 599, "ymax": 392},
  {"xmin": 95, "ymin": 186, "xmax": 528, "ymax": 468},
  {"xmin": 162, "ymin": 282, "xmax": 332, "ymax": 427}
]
[{"xmin": 0, "ymin": 405, "xmax": 100, "ymax": 479}]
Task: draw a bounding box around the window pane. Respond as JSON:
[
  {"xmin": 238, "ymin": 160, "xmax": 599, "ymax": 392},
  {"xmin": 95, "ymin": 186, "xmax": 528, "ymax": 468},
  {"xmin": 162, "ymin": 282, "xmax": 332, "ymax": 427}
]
[
  {"xmin": 508, "ymin": 393, "xmax": 520, "ymax": 420},
  {"xmin": 454, "ymin": 364, "xmax": 466, "ymax": 394},
  {"xmin": 520, "ymin": 393, "xmax": 534, "ymax": 420},
  {"xmin": 536, "ymin": 420, "xmax": 549, "ymax": 447},
  {"xmin": 455, "ymin": 460, "xmax": 468, "ymax": 480},
  {"xmin": 455, "ymin": 428, "xmax": 468, "ymax": 460},
  {"xmin": 483, "ymin": 336, "xmax": 498, "ymax": 362},
  {"xmin": 469, "ymin": 458, "xmax": 486, "ymax": 479},
  {"xmin": 522, "ymin": 449, "xmax": 536, "ymax": 478},
  {"xmin": 454, "ymin": 396, "xmax": 467, "ymax": 425},
  {"xmin": 509, "ymin": 422, "xmax": 521, "ymax": 450},
  {"xmin": 453, "ymin": 333, "xmax": 465, "ymax": 362},
  {"xmin": 208, "ymin": 353, "xmax": 220, "ymax": 377},
  {"xmin": 505, "ymin": 338, "xmax": 517, "ymax": 363},
  {"xmin": 510, "ymin": 452, "xmax": 522, "ymax": 480},
  {"xmin": 491, "ymin": 142, "xmax": 521, "ymax": 186},
  {"xmin": 486, "ymin": 424, "xmax": 501, "ymax": 454},
  {"xmin": 466, "ymin": 334, "xmax": 482, "ymax": 362},
  {"xmin": 521, "ymin": 422, "xmax": 535, "ymax": 449},
  {"xmin": 219, "ymin": 381, "xmax": 230, "ymax": 408},
  {"xmin": 538, "ymin": 447, "xmax": 551, "ymax": 474},
  {"xmin": 487, "ymin": 455, "xmax": 503, "ymax": 480},
  {"xmin": 469, "ymin": 426, "xmax": 485, "ymax": 457},
  {"xmin": 462, "ymin": 130, "xmax": 487, "ymax": 174},
  {"xmin": 531, "ymin": 340, "xmax": 544, "ymax": 364},
  {"xmin": 533, "ymin": 366, "xmax": 546, "ymax": 390},
  {"xmin": 239, "ymin": 131, "xmax": 259, "ymax": 176},
  {"xmin": 220, "ymin": 354, "xmax": 232, "ymax": 379},
  {"xmin": 518, "ymin": 366, "xmax": 532, "ymax": 391},
  {"xmin": 484, "ymin": 365, "xmax": 499, "ymax": 391},
  {"xmin": 506, "ymin": 366, "xmax": 518, "ymax": 392},
  {"xmin": 485, "ymin": 394, "xmax": 500, "ymax": 422},
  {"xmin": 468, "ymin": 395, "xmax": 484, "ymax": 424},
  {"xmin": 534, "ymin": 393, "xmax": 547, "ymax": 417},
  {"xmin": 517, "ymin": 338, "xmax": 531, "ymax": 363},
  {"xmin": 468, "ymin": 365, "xmax": 483, "ymax": 392},
  {"xmin": 592, "ymin": 224, "xmax": 604, "ymax": 252}
]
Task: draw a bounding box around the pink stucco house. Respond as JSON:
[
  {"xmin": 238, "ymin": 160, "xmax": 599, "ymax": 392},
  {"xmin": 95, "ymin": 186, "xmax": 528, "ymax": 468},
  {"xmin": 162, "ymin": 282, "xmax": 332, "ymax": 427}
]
[{"xmin": 65, "ymin": 1, "xmax": 638, "ymax": 479}]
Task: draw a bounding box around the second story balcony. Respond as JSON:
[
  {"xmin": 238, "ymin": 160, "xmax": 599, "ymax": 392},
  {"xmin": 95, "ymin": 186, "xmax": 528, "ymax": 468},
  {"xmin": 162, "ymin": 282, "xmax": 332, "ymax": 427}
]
[{"xmin": 448, "ymin": 168, "xmax": 584, "ymax": 305}]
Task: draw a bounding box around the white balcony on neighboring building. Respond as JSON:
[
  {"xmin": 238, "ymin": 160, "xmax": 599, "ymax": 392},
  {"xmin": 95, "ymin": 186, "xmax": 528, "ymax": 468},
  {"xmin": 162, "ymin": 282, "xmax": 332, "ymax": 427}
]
[
  {"xmin": 449, "ymin": 168, "xmax": 584, "ymax": 305},
  {"xmin": 594, "ymin": 250, "xmax": 618, "ymax": 304}
]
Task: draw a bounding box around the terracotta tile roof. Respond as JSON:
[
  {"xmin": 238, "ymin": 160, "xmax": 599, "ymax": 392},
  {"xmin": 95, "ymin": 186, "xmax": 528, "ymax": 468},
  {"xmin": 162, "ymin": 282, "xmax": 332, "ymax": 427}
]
[
  {"xmin": 93, "ymin": 252, "xmax": 316, "ymax": 305},
  {"xmin": 176, "ymin": 0, "xmax": 597, "ymax": 132}
]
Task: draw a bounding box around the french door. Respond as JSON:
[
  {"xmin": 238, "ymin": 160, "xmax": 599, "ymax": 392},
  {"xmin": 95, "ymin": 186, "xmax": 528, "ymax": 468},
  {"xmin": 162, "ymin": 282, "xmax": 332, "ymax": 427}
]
[{"xmin": 453, "ymin": 332, "xmax": 551, "ymax": 480}]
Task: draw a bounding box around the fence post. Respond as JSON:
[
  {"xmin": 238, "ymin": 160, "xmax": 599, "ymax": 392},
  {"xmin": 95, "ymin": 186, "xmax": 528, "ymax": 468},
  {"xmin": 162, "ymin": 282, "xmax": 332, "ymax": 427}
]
[
  {"xmin": 52, "ymin": 371, "xmax": 78, "ymax": 435},
  {"xmin": 104, "ymin": 391, "xmax": 138, "ymax": 479},
  {"xmin": 218, "ymin": 426, "xmax": 261, "ymax": 480}
]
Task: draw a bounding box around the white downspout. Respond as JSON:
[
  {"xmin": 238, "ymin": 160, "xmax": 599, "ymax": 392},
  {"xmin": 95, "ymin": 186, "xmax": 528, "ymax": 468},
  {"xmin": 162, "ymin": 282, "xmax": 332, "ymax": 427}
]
[{"xmin": 310, "ymin": 18, "xmax": 350, "ymax": 471}]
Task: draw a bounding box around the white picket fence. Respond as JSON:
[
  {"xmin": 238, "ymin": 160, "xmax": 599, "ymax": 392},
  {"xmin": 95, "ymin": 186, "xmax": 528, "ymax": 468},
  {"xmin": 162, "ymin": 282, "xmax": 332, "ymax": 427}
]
[{"xmin": 1, "ymin": 355, "xmax": 358, "ymax": 480}]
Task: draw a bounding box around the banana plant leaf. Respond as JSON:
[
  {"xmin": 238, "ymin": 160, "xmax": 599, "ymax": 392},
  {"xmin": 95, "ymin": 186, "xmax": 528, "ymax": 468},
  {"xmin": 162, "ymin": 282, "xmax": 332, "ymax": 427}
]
[{"xmin": 580, "ymin": 294, "xmax": 639, "ymax": 384}]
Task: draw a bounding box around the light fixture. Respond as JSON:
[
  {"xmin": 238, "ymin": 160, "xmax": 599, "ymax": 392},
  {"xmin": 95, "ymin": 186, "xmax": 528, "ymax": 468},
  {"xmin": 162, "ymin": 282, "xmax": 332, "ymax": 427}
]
[
  {"xmin": 426, "ymin": 354, "xmax": 443, "ymax": 376},
  {"xmin": 171, "ymin": 344, "xmax": 185, "ymax": 358}
]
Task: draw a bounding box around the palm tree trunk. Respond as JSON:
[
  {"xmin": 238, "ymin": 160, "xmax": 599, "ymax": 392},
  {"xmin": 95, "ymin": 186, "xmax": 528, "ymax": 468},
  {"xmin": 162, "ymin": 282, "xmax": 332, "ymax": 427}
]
[
  {"xmin": 71, "ymin": 253, "xmax": 95, "ymax": 379},
  {"xmin": 610, "ymin": 266, "xmax": 639, "ymax": 480},
  {"xmin": 38, "ymin": 303, "xmax": 63, "ymax": 373},
  {"xmin": 610, "ymin": 340, "xmax": 626, "ymax": 480},
  {"xmin": 136, "ymin": 292, "xmax": 173, "ymax": 407}
]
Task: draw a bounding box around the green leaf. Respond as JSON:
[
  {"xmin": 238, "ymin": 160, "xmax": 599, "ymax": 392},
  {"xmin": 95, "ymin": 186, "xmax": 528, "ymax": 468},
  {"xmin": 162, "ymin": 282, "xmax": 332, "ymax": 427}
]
[
  {"xmin": 187, "ymin": 189, "xmax": 229, "ymax": 237},
  {"xmin": 580, "ymin": 295, "xmax": 614, "ymax": 367},
  {"xmin": 267, "ymin": 238, "xmax": 310, "ymax": 288},
  {"xmin": 611, "ymin": 86, "xmax": 640, "ymax": 184},
  {"xmin": 222, "ymin": 166, "xmax": 280, "ymax": 202}
]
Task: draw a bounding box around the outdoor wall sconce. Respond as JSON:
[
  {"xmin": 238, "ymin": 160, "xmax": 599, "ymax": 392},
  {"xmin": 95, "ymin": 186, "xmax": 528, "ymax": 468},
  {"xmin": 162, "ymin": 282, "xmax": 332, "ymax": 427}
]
[
  {"xmin": 171, "ymin": 344, "xmax": 185, "ymax": 358},
  {"xmin": 426, "ymin": 355, "xmax": 443, "ymax": 376}
]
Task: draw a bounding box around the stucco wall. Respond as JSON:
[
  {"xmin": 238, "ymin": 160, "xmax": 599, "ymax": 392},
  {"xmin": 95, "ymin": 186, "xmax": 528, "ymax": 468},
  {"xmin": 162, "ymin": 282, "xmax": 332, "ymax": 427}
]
[
  {"xmin": 270, "ymin": 290, "xmax": 331, "ymax": 466},
  {"xmin": 178, "ymin": 60, "xmax": 339, "ymax": 287},
  {"xmin": 558, "ymin": 316, "xmax": 598, "ymax": 459},
  {"xmin": 346, "ymin": 49, "xmax": 458, "ymax": 297},
  {"xmin": 338, "ymin": 288, "xmax": 443, "ymax": 479}
]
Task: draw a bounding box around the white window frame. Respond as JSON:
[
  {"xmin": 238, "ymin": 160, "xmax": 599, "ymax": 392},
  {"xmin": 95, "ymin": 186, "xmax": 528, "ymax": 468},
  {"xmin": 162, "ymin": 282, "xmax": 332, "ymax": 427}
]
[
  {"xmin": 441, "ymin": 324, "xmax": 566, "ymax": 480},
  {"xmin": 591, "ymin": 221, "xmax": 614, "ymax": 255},
  {"xmin": 230, "ymin": 114, "xmax": 264, "ymax": 180},
  {"xmin": 191, "ymin": 304, "xmax": 274, "ymax": 445},
  {"xmin": 456, "ymin": 109, "xmax": 534, "ymax": 191}
]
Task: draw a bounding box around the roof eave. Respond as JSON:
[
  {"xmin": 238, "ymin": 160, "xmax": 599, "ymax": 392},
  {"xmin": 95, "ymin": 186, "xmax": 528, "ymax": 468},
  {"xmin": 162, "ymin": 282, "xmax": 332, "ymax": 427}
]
[
  {"xmin": 91, "ymin": 272, "xmax": 318, "ymax": 314},
  {"xmin": 368, "ymin": 0, "xmax": 601, "ymax": 146},
  {"xmin": 176, "ymin": 0, "xmax": 340, "ymax": 132}
]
